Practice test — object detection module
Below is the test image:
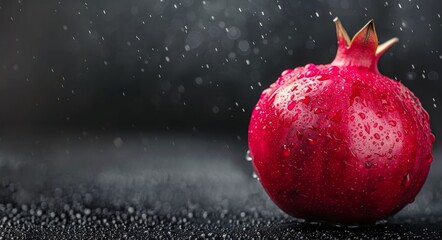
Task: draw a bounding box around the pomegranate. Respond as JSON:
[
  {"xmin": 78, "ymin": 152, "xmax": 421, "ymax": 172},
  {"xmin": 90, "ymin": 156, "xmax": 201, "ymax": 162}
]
[{"xmin": 248, "ymin": 18, "xmax": 435, "ymax": 225}]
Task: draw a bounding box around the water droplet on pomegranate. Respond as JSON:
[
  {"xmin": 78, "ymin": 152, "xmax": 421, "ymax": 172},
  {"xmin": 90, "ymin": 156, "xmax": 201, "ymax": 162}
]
[
  {"xmin": 430, "ymin": 133, "xmax": 436, "ymax": 143},
  {"xmin": 245, "ymin": 150, "xmax": 252, "ymax": 161},
  {"xmin": 350, "ymin": 115, "xmax": 355, "ymax": 121},
  {"xmin": 299, "ymin": 96, "xmax": 310, "ymax": 104},
  {"xmin": 428, "ymin": 155, "xmax": 433, "ymax": 164},
  {"xmin": 305, "ymin": 70, "xmax": 316, "ymax": 78},
  {"xmin": 365, "ymin": 160, "xmax": 374, "ymax": 168},
  {"xmin": 296, "ymin": 130, "xmax": 303, "ymax": 140},
  {"xmin": 374, "ymin": 133, "xmax": 380, "ymax": 140},
  {"xmin": 292, "ymin": 113, "xmax": 299, "ymax": 122},
  {"xmin": 287, "ymin": 101, "xmax": 296, "ymax": 110},
  {"xmin": 267, "ymin": 91, "xmax": 278, "ymax": 106},
  {"xmin": 282, "ymin": 145, "xmax": 291, "ymax": 157},
  {"xmin": 307, "ymin": 138, "xmax": 317, "ymax": 145},
  {"xmin": 403, "ymin": 173, "xmax": 412, "ymax": 187},
  {"xmin": 281, "ymin": 69, "xmax": 293, "ymax": 76},
  {"xmin": 305, "ymin": 63, "xmax": 317, "ymax": 71},
  {"xmin": 364, "ymin": 123, "xmax": 370, "ymax": 134},
  {"xmin": 261, "ymin": 88, "xmax": 271, "ymax": 98},
  {"xmin": 358, "ymin": 113, "xmax": 366, "ymax": 119},
  {"xmin": 388, "ymin": 120, "xmax": 397, "ymax": 126},
  {"xmin": 317, "ymin": 74, "xmax": 329, "ymax": 81},
  {"xmin": 276, "ymin": 77, "xmax": 284, "ymax": 85},
  {"xmin": 327, "ymin": 66, "xmax": 339, "ymax": 74},
  {"xmin": 313, "ymin": 108, "xmax": 323, "ymax": 114},
  {"xmin": 299, "ymin": 149, "xmax": 305, "ymax": 155},
  {"xmin": 296, "ymin": 73, "xmax": 305, "ymax": 79},
  {"xmin": 376, "ymin": 112, "xmax": 383, "ymax": 118},
  {"xmin": 387, "ymin": 153, "xmax": 393, "ymax": 160}
]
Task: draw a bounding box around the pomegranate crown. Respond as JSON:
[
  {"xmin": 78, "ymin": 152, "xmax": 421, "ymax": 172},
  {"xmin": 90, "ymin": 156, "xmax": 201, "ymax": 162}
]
[{"xmin": 332, "ymin": 17, "xmax": 399, "ymax": 73}]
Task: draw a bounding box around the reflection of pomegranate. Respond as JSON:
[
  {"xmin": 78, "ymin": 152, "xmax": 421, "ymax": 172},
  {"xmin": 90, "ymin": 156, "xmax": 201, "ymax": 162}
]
[{"xmin": 248, "ymin": 18, "xmax": 434, "ymax": 224}]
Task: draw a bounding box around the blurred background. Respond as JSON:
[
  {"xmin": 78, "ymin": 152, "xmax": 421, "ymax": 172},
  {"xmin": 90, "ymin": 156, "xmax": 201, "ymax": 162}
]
[
  {"xmin": 0, "ymin": 0, "xmax": 441, "ymax": 238},
  {"xmin": 0, "ymin": 0, "xmax": 440, "ymax": 134}
]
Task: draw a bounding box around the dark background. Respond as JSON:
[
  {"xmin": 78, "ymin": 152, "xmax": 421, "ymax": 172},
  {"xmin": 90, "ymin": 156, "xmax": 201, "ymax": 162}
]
[
  {"xmin": 0, "ymin": 0, "xmax": 441, "ymax": 135},
  {"xmin": 0, "ymin": 0, "xmax": 441, "ymax": 238}
]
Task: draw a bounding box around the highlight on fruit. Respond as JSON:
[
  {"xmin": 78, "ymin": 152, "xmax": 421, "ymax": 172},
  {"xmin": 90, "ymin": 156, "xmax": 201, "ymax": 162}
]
[{"xmin": 248, "ymin": 17, "xmax": 434, "ymax": 225}]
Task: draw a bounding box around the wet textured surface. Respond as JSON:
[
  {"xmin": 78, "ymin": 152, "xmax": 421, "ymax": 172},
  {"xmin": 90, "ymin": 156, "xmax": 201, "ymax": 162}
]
[{"xmin": 0, "ymin": 132, "xmax": 441, "ymax": 239}]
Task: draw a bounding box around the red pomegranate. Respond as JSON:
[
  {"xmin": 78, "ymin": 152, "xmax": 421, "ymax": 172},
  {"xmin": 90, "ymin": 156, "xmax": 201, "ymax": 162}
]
[{"xmin": 248, "ymin": 18, "xmax": 435, "ymax": 224}]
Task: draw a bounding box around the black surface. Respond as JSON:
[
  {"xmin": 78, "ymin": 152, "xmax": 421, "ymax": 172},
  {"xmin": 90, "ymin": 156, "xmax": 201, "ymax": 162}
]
[{"xmin": 0, "ymin": 132, "xmax": 441, "ymax": 239}]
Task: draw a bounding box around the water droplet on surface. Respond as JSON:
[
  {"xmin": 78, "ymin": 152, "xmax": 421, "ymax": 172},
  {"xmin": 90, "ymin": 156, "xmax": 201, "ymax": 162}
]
[
  {"xmin": 299, "ymin": 149, "xmax": 305, "ymax": 155},
  {"xmin": 428, "ymin": 155, "xmax": 433, "ymax": 164},
  {"xmin": 374, "ymin": 133, "xmax": 381, "ymax": 140},
  {"xmin": 282, "ymin": 145, "xmax": 291, "ymax": 157},
  {"xmin": 305, "ymin": 70, "xmax": 316, "ymax": 78},
  {"xmin": 307, "ymin": 138, "xmax": 317, "ymax": 145},
  {"xmin": 296, "ymin": 130, "xmax": 303, "ymax": 140},
  {"xmin": 364, "ymin": 124, "xmax": 370, "ymax": 134},
  {"xmin": 287, "ymin": 101, "xmax": 296, "ymax": 110},
  {"xmin": 388, "ymin": 120, "xmax": 397, "ymax": 126},
  {"xmin": 317, "ymin": 74, "xmax": 329, "ymax": 81},
  {"xmin": 252, "ymin": 171, "xmax": 260, "ymax": 180},
  {"xmin": 430, "ymin": 133, "xmax": 436, "ymax": 143},
  {"xmin": 365, "ymin": 160, "xmax": 374, "ymax": 168},
  {"xmin": 313, "ymin": 108, "xmax": 323, "ymax": 114},
  {"xmin": 305, "ymin": 63, "xmax": 317, "ymax": 71},
  {"xmin": 358, "ymin": 113, "xmax": 366, "ymax": 119},
  {"xmin": 276, "ymin": 77, "xmax": 285, "ymax": 85},
  {"xmin": 281, "ymin": 69, "xmax": 293, "ymax": 76},
  {"xmin": 403, "ymin": 173, "xmax": 412, "ymax": 187},
  {"xmin": 245, "ymin": 150, "xmax": 252, "ymax": 161},
  {"xmin": 299, "ymin": 96, "xmax": 310, "ymax": 104},
  {"xmin": 327, "ymin": 65, "xmax": 339, "ymax": 73}
]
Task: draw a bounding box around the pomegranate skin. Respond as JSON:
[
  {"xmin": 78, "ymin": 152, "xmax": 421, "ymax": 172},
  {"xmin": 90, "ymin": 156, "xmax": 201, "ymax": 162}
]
[{"xmin": 248, "ymin": 19, "xmax": 434, "ymax": 225}]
